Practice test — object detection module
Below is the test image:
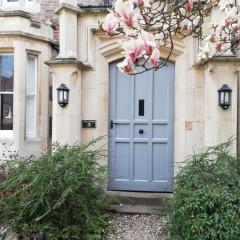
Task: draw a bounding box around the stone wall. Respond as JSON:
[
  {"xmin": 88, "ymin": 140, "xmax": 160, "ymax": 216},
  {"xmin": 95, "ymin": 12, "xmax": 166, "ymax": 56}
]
[
  {"xmin": 78, "ymin": 0, "xmax": 111, "ymax": 6},
  {"xmin": 30, "ymin": 0, "xmax": 59, "ymax": 22},
  {"xmin": 0, "ymin": 11, "xmax": 54, "ymax": 159},
  {"xmin": 31, "ymin": 0, "xmax": 59, "ymax": 41}
]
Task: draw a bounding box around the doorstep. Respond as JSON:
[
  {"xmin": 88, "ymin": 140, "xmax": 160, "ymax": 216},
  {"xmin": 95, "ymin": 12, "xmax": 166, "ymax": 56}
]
[{"xmin": 107, "ymin": 191, "xmax": 173, "ymax": 215}]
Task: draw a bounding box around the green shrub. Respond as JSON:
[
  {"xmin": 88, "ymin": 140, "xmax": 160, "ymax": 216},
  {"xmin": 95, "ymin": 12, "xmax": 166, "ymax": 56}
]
[
  {"xmin": 0, "ymin": 139, "xmax": 112, "ymax": 240},
  {"xmin": 170, "ymin": 139, "xmax": 240, "ymax": 240}
]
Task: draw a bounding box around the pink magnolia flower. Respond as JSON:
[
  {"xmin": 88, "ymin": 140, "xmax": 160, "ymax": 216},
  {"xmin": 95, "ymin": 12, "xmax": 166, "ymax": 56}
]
[
  {"xmin": 141, "ymin": 30, "xmax": 157, "ymax": 55},
  {"xmin": 102, "ymin": 12, "xmax": 118, "ymax": 34},
  {"xmin": 184, "ymin": 0, "xmax": 193, "ymax": 10},
  {"xmin": 134, "ymin": 0, "xmax": 151, "ymax": 8},
  {"xmin": 122, "ymin": 37, "xmax": 144, "ymax": 61},
  {"xmin": 231, "ymin": 23, "xmax": 240, "ymax": 31},
  {"xmin": 115, "ymin": 0, "xmax": 135, "ymax": 27},
  {"xmin": 218, "ymin": 0, "xmax": 234, "ymax": 11},
  {"xmin": 205, "ymin": 33, "xmax": 215, "ymax": 42},
  {"xmin": 149, "ymin": 48, "xmax": 160, "ymax": 67},
  {"xmin": 179, "ymin": 7, "xmax": 186, "ymax": 16},
  {"xmin": 117, "ymin": 56, "xmax": 135, "ymax": 73},
  {"xmin": 198, "ymin": 43, "xmax": 213, "ymax": 60},
  {"xmin": 225, "ymin": 6, "xmax": 238, "ymax": 20},
  {"xmin": 215, "ymin": 43, "xmax": 222, "ymax": 51},
  {"xmin": 155, "ymin": 32, "xmax": 165, "ymax": 47}
]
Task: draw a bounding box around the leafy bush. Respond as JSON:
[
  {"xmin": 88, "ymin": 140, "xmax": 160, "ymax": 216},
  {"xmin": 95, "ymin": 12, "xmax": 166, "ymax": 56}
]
[
  {"xmin": 0, "ymin": 139, "xmax": 112, "ymax": 240},
  {"xmin": 170, "ymin": 139, "xmax": 240, "ymax": 240}
]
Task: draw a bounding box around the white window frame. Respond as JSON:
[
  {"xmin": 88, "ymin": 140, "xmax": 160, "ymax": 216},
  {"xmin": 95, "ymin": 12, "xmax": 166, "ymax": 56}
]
[
  {"xmin": 25, "ymin": 54, "xmax": 38, "ymax": 139},
  {"xmin": 3, "ymin": 0, "xmax": 19, "ymax": 6},
  {"xmin": 25, "ymin": 0, "xmax": 35, "ymax": 5},
  {"xmin": 2, "ymin": 0, "xmax": 40, "ymax": 13}
]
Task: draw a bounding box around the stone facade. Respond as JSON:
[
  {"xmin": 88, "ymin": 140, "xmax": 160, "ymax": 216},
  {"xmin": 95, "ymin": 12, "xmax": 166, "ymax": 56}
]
[
  {"xmin": 37, "ymin": 0, "xmax": 59, "ymax": 22},
  {"xmin": 0, "ymin": 1, "xmax": 56, "ymax": 158},
  {"xmin": 31, "ymin": 0, "xmax": 60, "ymax": 40},
  {"xmin": 0, "ymin": 0, "xmax": 239, "ymax": 191},
  {"xmin": 48, "ymin": 0, "xmax": 239, "ymax": 173},
  {"xmin": 78, "ymin": 0, "xmax": 104, "ymax": 6},
  {"xmin": 0, "ymin": 0, "xmax": 60, "ymax": 40}
]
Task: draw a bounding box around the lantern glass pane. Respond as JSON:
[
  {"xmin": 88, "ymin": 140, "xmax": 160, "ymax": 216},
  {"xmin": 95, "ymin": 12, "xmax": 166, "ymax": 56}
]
[
  {"xmin": 224, "ymin": 92, "xmax": 229, "ymax": 104},
  {"xmin": 220, "ymin": 92, "xmax": 225, "ymax": 105},
  {"xmin": 59, "ymin": 91, "xmax": 64, "ymax": 102},
  {"xmin": 63, "ymin": 91, "xmax": 67, "ymax": 101}
]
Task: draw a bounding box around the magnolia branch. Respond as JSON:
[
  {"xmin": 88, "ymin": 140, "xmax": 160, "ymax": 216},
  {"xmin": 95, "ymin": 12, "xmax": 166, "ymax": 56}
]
[{"xmin": 100, "ymin": 0, "xmax": 240, "ymax": 74}]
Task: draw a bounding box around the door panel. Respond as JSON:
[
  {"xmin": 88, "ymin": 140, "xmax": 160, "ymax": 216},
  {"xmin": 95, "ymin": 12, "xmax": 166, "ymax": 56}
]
[
  {"xmin": 109, "ymin": 61, "xmax": 175, "ymax": 192},
  {"xmin": 115, "ymin": 142, "xmax": 129, "ymax": 180},
  {"xmin": 134, "ymin": 143, "xmax": 148, "ymax": 180}
]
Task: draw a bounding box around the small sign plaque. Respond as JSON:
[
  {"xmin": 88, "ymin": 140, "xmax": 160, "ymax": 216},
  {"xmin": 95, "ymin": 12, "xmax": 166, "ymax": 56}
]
[{"xmin": 82, "ymin": 120, "xmax": 96, "ymax": 128}]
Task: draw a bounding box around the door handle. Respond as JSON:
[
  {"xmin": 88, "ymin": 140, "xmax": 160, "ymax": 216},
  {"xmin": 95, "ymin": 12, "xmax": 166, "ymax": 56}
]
[
  {"xmin": 139, "ymin": 129, "xmax": 144, "ymax": 134},
  {"xmin": 110, "ymin": 121, "xmax": 118, "ymax": 129}
]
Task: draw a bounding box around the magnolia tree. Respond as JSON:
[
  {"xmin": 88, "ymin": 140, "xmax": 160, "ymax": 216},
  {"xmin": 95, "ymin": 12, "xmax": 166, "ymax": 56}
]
[{"xmin": 100, "ymin": 0, "xmax": 240, "ymax": 74}]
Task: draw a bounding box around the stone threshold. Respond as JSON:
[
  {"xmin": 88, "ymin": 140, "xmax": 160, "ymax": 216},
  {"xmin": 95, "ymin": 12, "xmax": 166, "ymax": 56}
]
[{"xmin": 108, "ymin": 191, "xmax": 173, "ymax": 215}]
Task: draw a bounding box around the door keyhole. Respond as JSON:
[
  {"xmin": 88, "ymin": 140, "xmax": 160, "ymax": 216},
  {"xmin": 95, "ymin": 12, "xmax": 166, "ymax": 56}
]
[{"xmin": 139, "ymin": 129, "xmax": 144, "ymax": 134}]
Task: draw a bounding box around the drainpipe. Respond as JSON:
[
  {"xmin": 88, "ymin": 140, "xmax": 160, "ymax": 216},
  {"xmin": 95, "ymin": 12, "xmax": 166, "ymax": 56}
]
[{"xmin": 237, "ymin": 71, "xmax": 240, "ymax": 174}]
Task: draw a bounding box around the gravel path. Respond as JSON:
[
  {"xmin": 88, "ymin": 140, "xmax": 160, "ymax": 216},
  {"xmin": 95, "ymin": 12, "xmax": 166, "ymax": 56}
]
[{"xmin": 103, "ymin": 213, "xmax": 169, "ymax": 240}]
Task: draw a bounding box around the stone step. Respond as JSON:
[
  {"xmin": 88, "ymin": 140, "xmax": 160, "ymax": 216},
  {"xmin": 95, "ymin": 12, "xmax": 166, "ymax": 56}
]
[
  {"xmin": 108, "ymin": 191, "xmax": 173, "ymax": 215},
  {"xmin": 112, "ymin": 204, "xmax": 170, "ymax": 215}
]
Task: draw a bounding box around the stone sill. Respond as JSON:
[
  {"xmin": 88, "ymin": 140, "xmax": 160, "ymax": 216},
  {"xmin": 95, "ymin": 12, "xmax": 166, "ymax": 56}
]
[
  {"xmin": 55, "ymin": 3, "xmax": 111, "ymax": 15},
  {"xmin": 25, "ymin": 137, "xmax": 41, "ymax": 143},
  {"xmin": 78, "ymin": 4, "xmax": 112, "ymax": 13},
  {"xmin": 45, "ymin": 58, "xmax": 92, "ymax": 70},
  {"xmin": 0, "ymin": 31, "xmax": 54, "ymax": 44},
  {"xmin": 193, "ymin": 56, "xmax": 240, "ymax": 67},
  {"xmin": 0, "ymin": 10, "xmax": 31, "ymax": 19},
  {"xmin": 0, "ymin": 138, "xmax": 13, "ymax": 144}
]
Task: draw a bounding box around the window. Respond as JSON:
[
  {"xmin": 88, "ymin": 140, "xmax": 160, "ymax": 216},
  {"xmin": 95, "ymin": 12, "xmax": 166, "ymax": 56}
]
[
  {"xmin": 26, "ymin": 0, "xmax": 34, "ymax": 4},
  {"xmin": 103, "ymin": 0, "xmax": 112, "ymax": 6},
  {"xmin": 0, "ymin": 54, "xmax": 14, "ymax": 132},
  {"xmin": 2, "ymin": 0, "xmax": 39, "ymax": 13},
  {"xmin": 26, "ymin": 54, "xmax": 37, "ymax": 138},
  {"xmin": 3, "ymin": 0, "xmax": 19, "ymax": 4}
]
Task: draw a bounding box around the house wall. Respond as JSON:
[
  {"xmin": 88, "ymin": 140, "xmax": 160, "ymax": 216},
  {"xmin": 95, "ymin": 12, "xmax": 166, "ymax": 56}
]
[
  {"xmin": 0, "ymin": 10, "xmax": 54, "ymax": 160},
  {"xmin": 0, "ymin": 0, "xmax": 238, "ymax": 171},
  {"xmin": 0, "ymin": 0, "xmax": 59, "ymax": 20},
  {"xmin": 49, "ymin": 3, "xmax": 239, "ymax": 174},
  {"xmin": 0, "ymin": 0, "xmax": 61, "ymax": 161},
  {"xmin": 0, "ymin": 0, "xmax": 60, "ymax": 41}
]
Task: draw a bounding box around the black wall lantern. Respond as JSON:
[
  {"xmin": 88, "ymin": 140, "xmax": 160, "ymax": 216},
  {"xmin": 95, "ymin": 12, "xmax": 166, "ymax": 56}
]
[
  {"xmin": 57, "ymin": 84, "xmax": 69, "ymax": 108},
  {"xmin": 218, "ymin": 84, "xmax": 232, "ymax": 110}
]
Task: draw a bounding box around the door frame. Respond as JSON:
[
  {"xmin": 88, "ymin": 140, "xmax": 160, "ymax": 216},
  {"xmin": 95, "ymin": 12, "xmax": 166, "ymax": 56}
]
[{"xmin": 107, "ymin": 59, "xmax": 175, "ymax": 192}]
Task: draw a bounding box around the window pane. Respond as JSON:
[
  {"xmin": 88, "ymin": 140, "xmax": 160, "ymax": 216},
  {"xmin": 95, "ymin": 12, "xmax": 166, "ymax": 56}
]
[
  {"xmin": 26, "ymin": 95, "xmax": 35, "ymax": 137},
  {"xmin": 1, "ymin": 94, "xmax": 13, "ymax": 130},
  {"xmin": 26, "ymin": 55, "xmax": 36, "ymax": 94},
  {"xmin": 0, "ymin": 54, "xmax": 14, "ymax": 92},
  {"xmin": 26, "ymin": 54, "xmax": 37, "ymax": 138}
]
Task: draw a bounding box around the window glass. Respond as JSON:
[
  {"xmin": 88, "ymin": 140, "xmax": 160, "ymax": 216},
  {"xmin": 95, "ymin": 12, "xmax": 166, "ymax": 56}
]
[
  {"xmin": 26, "ymin": 55, "xmax": 36, "ymax": 94},
  {"xmin": 0, "ymin": 55, "xmax": 14, "ymax": 92},
  {"xmin": 26, "ymin": 54, "xmax": 37, "ymax": 138},
  {"xmin": 0, "ymin": 54, "xmax": 14, "ymax": 131},
  {"xmin": 1, "ymin": 94, "xmax": 13, "ymax": 130}
]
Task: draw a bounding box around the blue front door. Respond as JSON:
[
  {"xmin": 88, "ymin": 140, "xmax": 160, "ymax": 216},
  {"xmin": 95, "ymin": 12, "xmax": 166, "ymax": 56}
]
[{"xmin": 108, "ymin": 61, "xmax": 175, "ymax": 192}]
